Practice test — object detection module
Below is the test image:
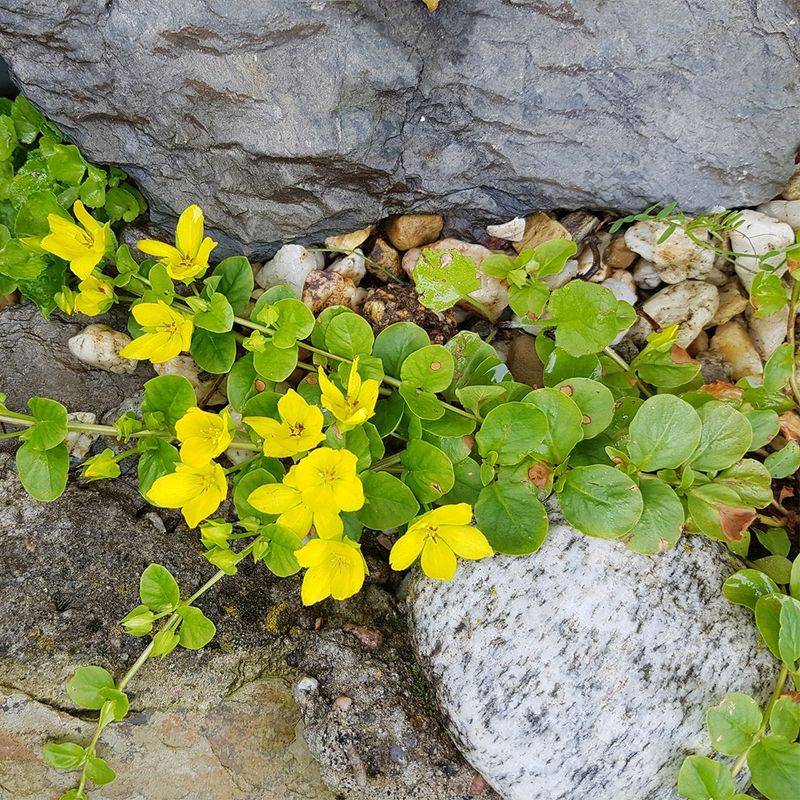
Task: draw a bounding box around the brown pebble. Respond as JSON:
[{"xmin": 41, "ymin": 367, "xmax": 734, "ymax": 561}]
[
  {"xmin": 343, "ymin": 622, "xmax": 384, "ymax": 650},
  {"xmin": 314, "ymin": 616, "xmax": 325, "ymax": 631},
  {"xmin": 384, "ymin": 213, "xmax": 444, "ymax": 251}
]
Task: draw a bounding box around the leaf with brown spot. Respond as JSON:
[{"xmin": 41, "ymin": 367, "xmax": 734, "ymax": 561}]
[{"xmin": 702, "ymin": 381, "xmax": 743, "ymax": 400}]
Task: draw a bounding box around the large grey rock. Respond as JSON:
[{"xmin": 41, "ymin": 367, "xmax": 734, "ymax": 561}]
[
  {"xmin": 409, "ymin": 515, "xmax": 777, "ymax": 800},
  {"xmin": 1, "ymin": 1, "xmax": 798, "ymax": 256}
]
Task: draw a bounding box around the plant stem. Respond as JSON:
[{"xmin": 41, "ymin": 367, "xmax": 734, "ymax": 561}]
[
  {"xmin": 0, "ymin": 413, "xmax": 262, "ymax": 452},
  {"xmin": 372, "ymin": 452, "xmax": 404, "ymax": 470},
  {"xmin": 603, "ymin": 347, "xmax": 653, "ymax": 398},
  {"xmin": 72, "ymin": 540, "xmax": 257, "ymax": 795},
  {"xmin": 731, "ymin": 664, "xmax": 789, "ymax": 778}
]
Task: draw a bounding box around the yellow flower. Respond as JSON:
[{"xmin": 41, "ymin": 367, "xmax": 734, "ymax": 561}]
[
  {"xmin": 244, "ymin": 389, "xmax": 325, "ymax": 458},
  {"xmin": 248, "ymin": 447, "xmax": 364, "ymax": 539},
  {"xmin": 294, "ymin": 536, "xmax": 368, "ymax": 605},
  {"xmin": 41, "ymin": 200, "xmax": 108, "ymax": 280},
  {"xmin": 389, "ymin": 503, "xmax": 493, "ymax": 581},
  {"xmin": 119, "ymin": 301, "xmax": 194, "ymax": 364},
  {"xmin": 74, "ymin": 274, "xmax": 114, "ymax": 316},
  {"xmin": 318, "ymin": 356, "xmax": 380, "ymax": 428},
  {"xmin": 147, "ymin": 460, "xmax": 227, "ymax": 528},
  {"xmin": 175, "ymin": 407, "xmax": 233, "ymax": 466},
  {"xmin": 137, "ymin": 204, "xmax": 218, "ymax": 283}
]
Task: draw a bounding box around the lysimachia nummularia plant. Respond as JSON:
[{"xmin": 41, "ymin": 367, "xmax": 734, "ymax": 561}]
[{"xmin": 2, "ymin": 99, "xmax": 800, "ymax": 799}]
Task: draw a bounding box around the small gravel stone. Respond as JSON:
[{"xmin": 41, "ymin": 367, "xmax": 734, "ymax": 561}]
[
  {"xmin": 711, "ymin": 319, "xmax": 763, "ymax": 379},
  {"xmin": 329, "ymin": 249, "xmax": 366, "ymax": 284},
  {"xmin": 506, "ymin": 333, "xmax": 543, "ymax": 388},
  {"xmin": 486, "ymin": 216, "xmax": 525, "ymax": 241},
  {"xmin": 367, "ymin": 237, "xmax": 404, "ymax": 281},
  {"xmin": 601, "ymin": 276, "xmax": 637, "ymax": 306},
  {"xmin": 782, "ymin": 165, "xmax": 800, "ymax": 200},
  {"xmin": 757, "ymin": 200, "xmax": 800, "ymax": 229},
  {"xmin": 256, "ymin": 244, "xmax": 324, "ymax": 296},
  {"xmin": 729, "ymin": 210, "xmax": 794, "ymax": 289},
  {"xmin": 632, "ymin": 259, "xmax": 662, "ymax": 291},
  {"xmin": 385, "ymin": 213, "xmax": 444, "ymax": 251},
  {"xmin": 696, "ymin": 348, "xmax": 733, "ymax": 383},
  {"xmin": 559, "ymin": 210, "xmax": 601, "ymax": 243},
  {"xmin": 746, "ymin": 304, "xmax": 789, "ymax": 360},
  {"xmin": 710, "ymin": 279, "xmax": 748, "ymax": 326},
  {"xmin": 68, "ymin": 324, "xmax": 137, "ymax": 375},
  {"xmin": 640, "ymin": 281, "xmax": 719, "ymax": 347},
  {"xmin": 513, "ymin": 212, "xmax": 571, "ymax": 253},
  {"xmin": 624, "ymin": 220, "xmax": 715, "ymax": 283},
  {"xmin": 605, "ymin": 234, "xmax": 638, "ymax": 270},
  {"xmin": 324, "ymin": 225, "xmax": 374, "ymax": 251},
  {"xmin": 302, "ymin": 270, "xmax": 364, "ymax": 314},
  {"xmin": 65, "ymin": 412, "xmax": 99, "ymax": 459}
]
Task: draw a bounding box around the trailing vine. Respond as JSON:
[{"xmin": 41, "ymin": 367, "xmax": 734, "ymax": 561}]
[{"xmin": 1, "ymin": 96, "xmax": 800, "ymax": 799}]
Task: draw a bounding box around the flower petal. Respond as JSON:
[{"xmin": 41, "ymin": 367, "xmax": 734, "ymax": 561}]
[
  {"xmin": 301, "ymin": 564, "xmax": 332, "ymax": 605},
  {"xmin": 438, "ymin": 525, "xmax": 494, "ymax": 560},
  {"xmin": 72, "ymin": 200, "xmax": 103, "ymax": 236},
  {"xmin": 417, "ymin": 503, "xmax": 473, "ymax": 529},
  {"xmin": 131, "ymin": 300, "xmax": 176, "ymax": 328},
  {"xmin": 278, "ymin": 389, "xmax": 310, "ymax": 426},
  {"xmin": 420, "ymin": 537, "xmax": 458, "ymax": 581},
  {"xmin": 248, "ymin": 482, "xmax": 300, "ymax": 514},
  {"xmin": 313, "ymin": 508, "xmax": 344, "ymax": 539},
  {"xmin": 389, "ymin": 529, "xmax": 426, "ymax": 571},
  {"xmin": 330, "ymin": 546, "xmax": 366, "ymax": 600},
  {"xmin": 175, "ymin": 204, "xmax": 204, "ymax": 257},
  {"xmin": 137, "ymin": 239, "xmax": 182, "ymax": 263},
  {"xmin": 146, "ymin": 469, "xmax": 200, "ymax": 508}
]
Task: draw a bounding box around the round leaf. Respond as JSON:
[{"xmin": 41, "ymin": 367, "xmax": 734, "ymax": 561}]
[
  {"xmin": 190, "ymin": 329, "xmax": 237, "ymax": 374},
  {"xmin": 475, "ymin": 481, "xmax": 549, "ymax": 555},
  {"xmin": 690, "ymin": 401, "xmax": 752, "ymax": 472},
  {"xmin": 177, "ymin": 606, "xmax": 216, "ymax": 650},
  {"xmin": 707, "ymin": 693, "xmax": 762, "ymax": 756},
  {"xmin": 558, "ymin": 465, "xmax": 643, "ymax": 538},
  {"xmin": 253, "ymin": 341, "xmax": 299, "ymax": 381},
  {"xmin": 139, "ymin": 564, "xmax": 180, "ymax": 611},
  {"xmin": 554, "ymin": 377, "xmax": 615, "ymax": 439},
  {"xmin": 628, "ymin": 394, "xmax": 702, "ymax": 471},
  {"xmin": 324, "ymin": 311, "xmax": 374, "ymax": 358},
  {"xmin": 400, "ymin": 440, "xmax": 455, "ymax": 504},
  {"xmin": 66, "ymin": 665, "xmax": 115, "ymax": 710},
  {"xmin": 373, "ymin": 321, "xmax": 430, "ymax": 378},
  {"xmin": 624, "ymin": 476, "xmax": 684, "ymax": 555},
  {"xmin": 400, "ymin": 344, "xmax": 455, "ymax": 392},
  {"xmin": 16, "ymin": 441, "xmax": 68, "ymax": 501},
  {"xmin": 523, "ymin": 387, "xmax": 584, "ymax": 463},
  {"xmin": 357, "ymin": 471, "xmax": 420, "ymax": 530},
  {"xmin": 475, "ymin": 402, "xmax": 547, "ymax": 465}
]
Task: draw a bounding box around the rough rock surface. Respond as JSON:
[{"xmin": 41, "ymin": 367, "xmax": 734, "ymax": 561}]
[
  {"xmin": 409, "ymin": 514, "xmax": 777, "ymax": 800},
  {"xmin": 2, "ymin": 1, "xmax": 798, "ymax": 254}
]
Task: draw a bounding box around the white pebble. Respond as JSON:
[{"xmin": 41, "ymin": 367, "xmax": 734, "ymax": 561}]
[
  {"xmin": 68, "ymin": 324, "xmax": 137, "ymax": 375},
  {"xmin": 256, "ymin": 244, "xmax": 324, "ymax": 296}
]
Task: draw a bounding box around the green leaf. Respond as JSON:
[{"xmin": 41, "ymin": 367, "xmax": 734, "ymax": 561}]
[
  {"xmin": 765, "ymin": 441, "xmax": 800, "ymax": 479},
  {"xmin": 542, "ymin": 347, "xmax": 601, "ymax": 387},
  {"xmin": 690, "ymin": 401, "xmax": 752, "ymax": 472},
  {"xmin": 139, "ymin": 564, "xmax": 180, "ymax": 611},
  {"xmin": 150, "ymin": 627, "xmax": 179, "ymax": 658},
  {"xmin": 15, "ymin": 189, "xmax": 69, "ymax": 241},
  {"xmin": 792, "ymin": 553, "xmax": 800, "ymax": 600},
  {"xmin": 233, "ymin": 468, "xmax": 275, "ymax": 522},
  {"xmin": 270, "ymin": 297, "xmax": 315, "ymax": 348},
  {"xmin": 677, "ymin": 755, "xmax": 735, "ymax": 800},
  {"xmin": 548, "ymin": 281, "xmax": 637, "ymax": 356},
  {"xmin": 779, "ymin": 597, "xmax": 800, "ymax": 669},
  {"xmin": 373, "ymin": 321, "xmax": 430, "ymax": 378},
  {"xmin": 770, "ymin": 696, "xmax": 800, "ymax": 741},
  {"xmin": 399, "ymin": 382, "xmax": 445, "ymax": 420},
  {"xmin": 16, "ymin": 441, "xmax": 68, "ymax": 501},
  {"xmin": 624, "ymin": 477, "xmax": 684, "ymax": 554},
  {"xmin": 324, "ymin": 311, "xmax": 374, "ymax": 358},
  {"xmin": 190, "ymin": 329, "xmax": 236, "ymax": 374},
  {"xmin": 227, "ymin": 354, "xmax": 265, "ymax": 412},
  {"xmin": 475, "ymin": 402, "xmax": 547, "ymax": 465},
  {"xmin": 508, "ymin": 281, "xmax": 549, "ymax": 319},
  {"xmin": 413, "ymin": 247, "xmax": 480, "ymax": 311},
  {"xmin": 687, "ymin": 483, "xmax": 754, "ymax": 542},
  {"xmin": 755, "ymin": 594, "xmax": 787, "ymax": 660},
  {"xmin": 137, "ymin": 438, "xmax": 179, "ymax": 495},
  {"xmin": 210, "ymin": 256, "xmax": 253, "ymax": 314},
  {"xmin": 400, "ymin": 440, "xmax": 455, "ymax": 504},
  {"xmin": 748, "ymin": 735, "xmax": 800, "ymax": 800},
  {"xmin": 46, "ymin": 143, "xmax": 86, "ymax": 185},
  {"xmin": 558, "ymin": 465, "xmax": 643, "ymax": 538},
  {"xmin": 177, "ymin": 606, "xmax": 216, "ymax": 650},
  {"xmin": 763, "ymin": 344, "xmax": 795, "ymax": 393},
  {"xmin": 716, "ymin": 459, "xmax": 774, "ymax": 508},
  {"xmin": 0, "ymin": 114, "xmax": 18, "ymax": 160},
  {"xmin": 42, "ymin": 742, "xmax": 86, "ymax": 771},
  {"xmin": 750, "ymin": 270, "xmax": 787, "ymax": 318},
  {"xmin": 553, "ymin": 378, "xmax": 615, "ymax": 439},
  {"xmin": 443, "ymin": 331, "xmax": 507, "ymax": 399},
  {"xmin": 357, "ymin": 471, "xmax": 420, "ymax": 530},
  {"xmin": 707, "ymin": 693, "xmax": 762, "ymax": 756},
  {"xmin": 745, "ymin": 410, "xmax": 780, "ymax": 450},
  {"xmin": 400, "ymin": 344, "xmax": 454, "ymax": 392},
  {"xmin": 529, "ymin": 239, "xmax": 578, "ymax": 277},
  {"xmin": 193, "ymin": 292, "xmax": 234, "ymax": 333},
  {"xmin": 757, "ymin": 528, "xmax": 791, "ymax": 558},
  {"xmin": 310, "ymin": 305, "xmax": 351, "ymax": 349},
  {"xmin": 523, "ymin": 387, "xmax": 584, "ymax": 463},
  {"xmin": 99, "ymin": 687, "xmax": 129, "ymax": 721},
  {"xmin": 104, "ymin": 186, "xmax": 140, "ymax": 222},
  {"xmin": 474, "ymin": 481, "xmax": 549, "ymax": 555},
  {"xmin": 85, "ymin": 755, "xmax": 116, "ymax": 786},
  {"xmin": 723, "ymin": 569, "xmax": 780, "ymax": 610},
  {"xmin": 66, "ymin": 666, "xmax": 115, "ymax": 710},
  {"xmin": 141, "ymin": 374, "xmax": 195, "ymax": 433},
  {"xmin": 252, "ymin": 340, "xmax": 298, "ymax": 381},
  {"xmin": 442, "ymin": 457, "xmax": 483, "ymax": 505},
  {"xmin": 258, "ymin": 524, "xmax": 302, "ymax": 577},
  {"xmin": 20, "ymin": 396, "xmax": 68, "ymax": 450},
  {"xmin": 628, "ymin": 394, "xmax": 702, "ymax": 471}
]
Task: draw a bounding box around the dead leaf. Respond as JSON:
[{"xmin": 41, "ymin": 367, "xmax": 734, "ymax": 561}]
[
  {"xmin": 526, "ymin": 462, "xmax": 552, "ymax": 488},
  {"xmin": 717, "ymin": 504, "xmax": 756, "ymax": 542},
  {"xmin": 422, "ymin": 0, "xmax": 440, "ymax": 10},
  {"xmin": 702, "ymin": 381, "xmax": 743, "ymax": 400},
  {"xmin": 779, "ymin": 411, "xmax": 800, "ymax": 440}
]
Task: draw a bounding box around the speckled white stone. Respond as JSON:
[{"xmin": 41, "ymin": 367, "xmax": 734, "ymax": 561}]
[{"xmin": 409, "ymin": 515, "xmax": 776, "ymax": 800}]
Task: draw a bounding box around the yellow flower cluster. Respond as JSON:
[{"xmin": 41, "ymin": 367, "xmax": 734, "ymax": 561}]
[
  {"xmin": 146, "ymin": 407, "xmax": 232, "ymax": 528},
  {"xmin": 318, "ymin": 356, "xmax": 380, "ymax": 429}
]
